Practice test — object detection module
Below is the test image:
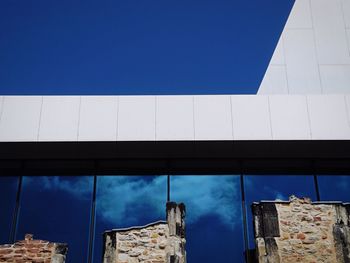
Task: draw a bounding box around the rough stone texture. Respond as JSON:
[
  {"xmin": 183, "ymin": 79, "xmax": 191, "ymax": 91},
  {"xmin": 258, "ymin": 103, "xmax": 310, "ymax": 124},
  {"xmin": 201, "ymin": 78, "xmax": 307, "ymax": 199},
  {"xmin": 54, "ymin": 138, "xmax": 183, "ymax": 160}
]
[
  {"xmin": 253, "ymin": 196, "xmax": 350, "ymax": 263},
  {"xmin": 103, "ymin": 202, "xmax": 186, "ymax": 263},
  {"xmin": 0, "ymin": 234, "xmax": 67, "ymax": 263}
]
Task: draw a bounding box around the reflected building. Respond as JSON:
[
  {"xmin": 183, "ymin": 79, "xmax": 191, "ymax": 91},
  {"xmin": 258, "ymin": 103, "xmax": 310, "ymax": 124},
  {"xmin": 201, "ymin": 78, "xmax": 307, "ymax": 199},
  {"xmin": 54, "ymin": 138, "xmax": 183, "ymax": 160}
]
[{"xmin": 1, "ymin": 0, "xmax": 350, "ymax": 262}]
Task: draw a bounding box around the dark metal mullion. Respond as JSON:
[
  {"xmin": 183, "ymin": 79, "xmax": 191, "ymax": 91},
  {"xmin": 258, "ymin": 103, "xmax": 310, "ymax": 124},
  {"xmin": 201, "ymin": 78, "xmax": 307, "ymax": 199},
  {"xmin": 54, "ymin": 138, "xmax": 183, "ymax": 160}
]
[
  {"xmin": 167, "ymin": 175, "xmax": 170, "ymax": 202},
  {"xmin": 240, "ymin": 174, "xmax": 251, "ymax": 263},
  {"xmin": 9, "ymin": 175, "xmax": 23, "ymax": 243},
  {"xmin": 87, "ymin": 175, "xmax": 97, "ymax": 263},
  {"xmin": 313, "ymin": 175, "xmax": 321, "ymax": 201}
]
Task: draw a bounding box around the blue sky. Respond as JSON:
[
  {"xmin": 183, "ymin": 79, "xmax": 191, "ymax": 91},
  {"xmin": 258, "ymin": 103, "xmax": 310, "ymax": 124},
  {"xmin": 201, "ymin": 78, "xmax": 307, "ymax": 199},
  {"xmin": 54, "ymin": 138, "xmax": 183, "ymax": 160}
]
[{"xmin": 0, "ymin": 0, "xmax": 294, "ymax": 95}]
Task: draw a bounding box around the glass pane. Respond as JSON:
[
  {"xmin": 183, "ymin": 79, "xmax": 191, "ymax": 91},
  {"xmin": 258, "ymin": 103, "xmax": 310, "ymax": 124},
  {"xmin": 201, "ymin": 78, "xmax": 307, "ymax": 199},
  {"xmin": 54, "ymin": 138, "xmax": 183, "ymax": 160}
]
[
  {"xmin": 171, "ymin": 175, "xmax": 245, "ymax": 263},
  {"xmin": 0, "ymin": 176, "xmax": 19, "ymax": 244},
  {"xmin": 318, "ymin": 175, "xmax": 350, "ymax": 202},
  {"xmin": 16, "ymin": 176, "xmax": 93, "ymax": 263},
  {"xmin": 93, "ymin": 175, "xmax": 167, "ymax": 263},
  {"xmin": 244, "ymin": 175, "xmax": 317, "ymax": 249}
]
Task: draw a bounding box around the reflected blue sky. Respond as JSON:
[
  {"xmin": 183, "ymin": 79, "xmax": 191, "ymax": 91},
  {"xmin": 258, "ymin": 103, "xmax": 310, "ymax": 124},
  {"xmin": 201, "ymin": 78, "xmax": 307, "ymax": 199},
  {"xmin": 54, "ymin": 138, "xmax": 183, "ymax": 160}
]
[
  {"xmin": 0, "ymin": 0, "xmax": 294, "ymax": 95},
  {"xmin": 16, "ymin": 176, "xmax": 93, "ymax": 263},
  {"xmin": 244, "ymin": 175, "xmax": 317, "ymax": 249},
  {"xmin": 318, "ymin": 175, "xmax": 350, "ymax": 202},
  {"xmin": 0, "ymin": 176, "xmax": 18, "ymax": 244},
  {"xmin": 2, "ymin": 175, "xmax": 349, "ymax": 262},
  {"xmin": 171, "ymin": 176, "xmax": 245, "ymax": 263}
]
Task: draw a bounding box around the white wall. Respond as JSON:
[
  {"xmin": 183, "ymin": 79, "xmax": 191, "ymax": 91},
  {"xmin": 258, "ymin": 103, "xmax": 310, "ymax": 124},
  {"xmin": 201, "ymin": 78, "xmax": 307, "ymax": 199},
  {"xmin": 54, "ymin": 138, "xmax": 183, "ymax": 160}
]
[
  {"xmin": 258, "ymin": 0, "xmax": 350, "ymax": 94},
  {"xmin": 0, "ymin": 95, "xmax": 349, "ymax": 142}
]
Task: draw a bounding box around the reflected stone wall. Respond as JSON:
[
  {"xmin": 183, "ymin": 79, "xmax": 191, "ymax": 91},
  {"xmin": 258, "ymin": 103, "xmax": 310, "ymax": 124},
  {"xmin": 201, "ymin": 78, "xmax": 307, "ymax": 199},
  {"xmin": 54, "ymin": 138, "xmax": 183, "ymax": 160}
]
[
  {"xmin": 253, "ymin": 196, "xmax": 350, "ymax": 263},
  {"xmin": 103, "ymin": 202, "xmax": 186, "ymax": 263},
  {"xmin": 0, "ymin": 234, "xmax": 67, "ymax": 263}
]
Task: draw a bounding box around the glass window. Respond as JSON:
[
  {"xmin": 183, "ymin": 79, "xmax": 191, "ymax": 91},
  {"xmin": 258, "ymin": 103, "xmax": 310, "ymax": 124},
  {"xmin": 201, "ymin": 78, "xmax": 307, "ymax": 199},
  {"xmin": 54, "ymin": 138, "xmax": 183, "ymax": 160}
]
[
  {"xmin": 0, "ymin": 176, "xmax": 19, "ymax": 244},
  {"xmin": 16, "ymin": 176, "xmax": 93, "ymax": 263},
  {"xmin": 171, "ymin": 175, "xmax": 245, "ymax": 263},
  {"xmin": 317, "ymin": 175, "xmax": 350, "ymax": 202},
  {"xmin": 244, "ymin": 175, "xmax": 317, "ymax": 249},
  {"xmin": 93, "ymin": 175, "xmax": 167, "ymax": 263}
]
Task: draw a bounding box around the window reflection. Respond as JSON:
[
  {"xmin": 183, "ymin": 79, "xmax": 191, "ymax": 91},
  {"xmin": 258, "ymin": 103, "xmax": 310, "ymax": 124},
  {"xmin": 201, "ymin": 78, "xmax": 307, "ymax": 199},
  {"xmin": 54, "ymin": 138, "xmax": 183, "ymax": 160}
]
[
  {"xmin": 93, "ymin": 175, "xmax": 167, "ymax": 263},
  {"xmin": 16, "ymin": 176, "xmax": 93, "ymax": 263},
  {"xmin": 171, "ymin": 175, "xmax": 245, "ymax": 263},
  {"xmin": 244, "ymin": 175, "xmax": 317, "ymax": 249},
  {"xmin": 0, "ymin": 176, "xmax": 19, "ymax": 244},
  {"xmin": 317, "ymin": 175, "xmax": 350, "ymax": 202}
]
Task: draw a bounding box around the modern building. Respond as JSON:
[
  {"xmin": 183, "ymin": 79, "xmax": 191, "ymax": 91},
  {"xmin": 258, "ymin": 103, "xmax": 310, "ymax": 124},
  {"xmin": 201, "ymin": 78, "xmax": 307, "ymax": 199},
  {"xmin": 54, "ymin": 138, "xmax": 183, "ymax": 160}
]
[{"xmin": 0, "ymin": 0, "xmax": 350, "ymax": 262}]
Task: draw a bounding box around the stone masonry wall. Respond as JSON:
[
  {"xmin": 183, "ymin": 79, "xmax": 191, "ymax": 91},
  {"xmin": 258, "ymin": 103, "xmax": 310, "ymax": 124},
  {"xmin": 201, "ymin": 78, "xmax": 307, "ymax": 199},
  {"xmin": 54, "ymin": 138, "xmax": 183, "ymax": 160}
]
[
  {"xmin": 253, "ymin": 196, "xmax": 350, "ymax": 263},
  {"xmin": 104, "ymin": 222, "xmax": 169, "ymax": 263},
  {"xmin": 0, "ymin": 234, "xmax": 67, "ymax": 263},
  {"xmin": 103, "ymin": 202, "xmax": 186, "ymax": 263}
]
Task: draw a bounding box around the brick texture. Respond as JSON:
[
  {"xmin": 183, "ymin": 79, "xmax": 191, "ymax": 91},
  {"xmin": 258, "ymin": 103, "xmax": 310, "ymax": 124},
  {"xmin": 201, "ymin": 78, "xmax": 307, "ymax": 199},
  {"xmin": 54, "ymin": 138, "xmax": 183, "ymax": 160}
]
[{"xmin": 0, "ymin": 234, "xmax": 67, "ymax": 263}]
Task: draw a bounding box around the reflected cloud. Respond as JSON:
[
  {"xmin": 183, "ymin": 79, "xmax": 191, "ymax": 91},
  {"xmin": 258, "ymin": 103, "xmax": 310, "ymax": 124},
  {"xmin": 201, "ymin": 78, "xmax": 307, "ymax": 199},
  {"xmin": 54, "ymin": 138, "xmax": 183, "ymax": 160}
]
[
  {"xmin": 25, "ymin": 175, "xmax": 241, "ymax": 228},
  {"xmin": 23, "ymin": 176, "xmax": 92, "ymax": 200},
  {"xmin": 171, "ymin": 176, "xmax": 241, "ymax": 227},
  {"xmin": 96, "ymin": 176, "xmax": 167, "ymax": 226}
]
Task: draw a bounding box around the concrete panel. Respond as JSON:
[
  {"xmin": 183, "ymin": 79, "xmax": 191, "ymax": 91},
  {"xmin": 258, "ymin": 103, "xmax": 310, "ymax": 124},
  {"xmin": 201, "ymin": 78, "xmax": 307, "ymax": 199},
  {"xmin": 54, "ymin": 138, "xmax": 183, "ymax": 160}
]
[
  {"xmin": 258, "ymin": 66, "xmax": 289, "ymax": 94},
  {"xmin": 118, "ymin": 96, "xmax": 155, "ymax": 141},
  {"xmin": 311, "ymin": 0, "xmax": 350, "ymax": 64},
  {"xmin": 320, "ymin": 65, "xmax": 350, "ymax": 93},
  {"xmin": 0, "ymin": 96, "xmax": 42, "ymax": 141},
  {"xmin": 285, "ymin": 0, "xmax": 313, "ymax": 29},
  {"xmin": 307, "ymin": 95, "xmax": 350, "ymax": 139},
  {"xmin": 231, "ymin": 95, "xmax": 272, "ymax": 140},
  {"xmin": 270, "ymin": 36, "xmax": 285, "ymax": 65},
  {"xmin": 38, "ymin": 96, "xmax": 80, "ymax": 141},
  {"xmin": 269, "ymin": 95, "xmax": 311, "ymax": 140},
  {"xmin": 156, "ymin": 96, "xmax": 194, "ymax": 140},
  {"xmin": 284, "ymin": 29, "xmax": 321, "ymax": 94},
  {"xmin": 194, "ymin": 96, "xmax": 233, "ymax": 140},
  {"xmin": 79, "ymin": 96, "xmax": 118, "ymax": 141}
]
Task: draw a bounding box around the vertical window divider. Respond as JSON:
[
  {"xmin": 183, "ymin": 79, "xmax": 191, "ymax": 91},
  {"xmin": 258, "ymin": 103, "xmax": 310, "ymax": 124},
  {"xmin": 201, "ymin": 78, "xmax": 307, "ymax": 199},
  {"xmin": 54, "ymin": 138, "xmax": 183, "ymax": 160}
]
[
  {"xmin": 10, "ymin": 175, "xmax": 23, "ymax": 244},
  {"xmin": 313, "ymin": 175, "xmax": 321, "ymax": 202},
  {"xmin": 240, "ymin": 174, "xmax": 251, "ymax": 263},
  {"xmin": 167, "ymin": 175, "xmax": 170, "ymax": 202},
  {"xmin": 87, "ymin": 175, "xmax": 97, "ymax": 263}
]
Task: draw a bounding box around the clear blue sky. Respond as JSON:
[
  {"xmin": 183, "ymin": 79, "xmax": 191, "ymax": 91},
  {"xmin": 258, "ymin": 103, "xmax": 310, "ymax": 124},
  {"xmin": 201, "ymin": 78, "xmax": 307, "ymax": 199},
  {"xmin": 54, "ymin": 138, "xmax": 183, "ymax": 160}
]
[{"xmin": 0, "ymin": 0, "xmax": 294, "ymax": 95}]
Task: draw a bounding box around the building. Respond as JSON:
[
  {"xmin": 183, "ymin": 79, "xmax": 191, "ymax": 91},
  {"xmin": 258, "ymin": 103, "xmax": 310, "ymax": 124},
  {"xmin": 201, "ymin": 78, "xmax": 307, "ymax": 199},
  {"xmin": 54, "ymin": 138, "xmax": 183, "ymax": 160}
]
[{"xmin": 0, "ymin": 0, "xmax": 350, "ymax": 262}]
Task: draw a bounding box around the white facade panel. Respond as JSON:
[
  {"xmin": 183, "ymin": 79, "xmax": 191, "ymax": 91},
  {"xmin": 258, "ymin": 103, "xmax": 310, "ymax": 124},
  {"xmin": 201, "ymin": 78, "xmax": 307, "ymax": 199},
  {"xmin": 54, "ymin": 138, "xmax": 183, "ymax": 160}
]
[
  {"xmin": 320, "ymin": 65, "xmax": 350, "ymax": 93},
  {"xmin": 258, "ymin": 0, "xmax": 350, "ymax": 95},
  {"xmin": 269, "ymin": 95, "xmax": 311, "ymax": 140},
  {"xmin": 311, "ymin": 0, "xmax": 350, "ymax": 64},
  {"xmin": 259, "ymin": 66, "xmax": 289, "ymax": 94},
  {"xmin": 284, "ymin": 29, "xmax": 321, "ymax": 94},
  {"xmin": 118, "ymin": 96, "xmax": 155, "ymax": 141},
  {"xmin": 231, "ymin": 95, "xmax": 272, "ymax": 140},
  {"xmin": 0, "ymin": 96, "xmax": 42, "ymax": 141},
  {"xmin": 156, "ymin": 96, "xmax": 194, "ymax": 140},
  {"xmin": 270, "ymin": 37, "xmax": 285, "ymax": 65},
  {"xmin": 347, "ymin": 95, "xmax": 350, "ymax": 126},
  {"xmin": 285, "ymin": 0, "xmax": 312, "ymax": 29},
  {"xmin": 307, "ymin": 95, "xmax": 350, "ymax": 139},
  {"xmin": 38, "ymin": 96, "xmax": 80, "ymax": 141},
  {"xmin": 0, "ymin": 97, "xmax": 3, "ymax": 118},
  {"xmin": 79, "ymin": 96, "xmax": 118, "ymax": 141},
  {"xmin": 343, "ymin": 0, "xmax": 350, "ymax": 28},
  {"xmin": 194, "ymin": 96, "xmax": 233, "ymax": 140}
]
